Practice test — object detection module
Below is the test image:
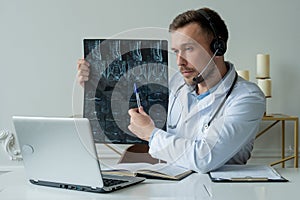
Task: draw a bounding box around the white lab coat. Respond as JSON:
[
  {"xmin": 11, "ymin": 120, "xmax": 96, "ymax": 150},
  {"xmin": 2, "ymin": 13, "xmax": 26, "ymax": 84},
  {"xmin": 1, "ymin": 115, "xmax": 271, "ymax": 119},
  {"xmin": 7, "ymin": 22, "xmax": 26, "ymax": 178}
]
[{"xmin": 148, "ymin": 63, "xmax": 266, "ymax": 173}]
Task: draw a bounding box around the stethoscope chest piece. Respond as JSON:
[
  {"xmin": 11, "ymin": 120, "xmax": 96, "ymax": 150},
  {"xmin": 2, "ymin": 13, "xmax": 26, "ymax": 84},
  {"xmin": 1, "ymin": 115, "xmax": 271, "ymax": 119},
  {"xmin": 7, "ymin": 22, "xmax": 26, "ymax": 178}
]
[{"xmin": 204, "ymin": 124, "xmax": 209, "ymax": 130}]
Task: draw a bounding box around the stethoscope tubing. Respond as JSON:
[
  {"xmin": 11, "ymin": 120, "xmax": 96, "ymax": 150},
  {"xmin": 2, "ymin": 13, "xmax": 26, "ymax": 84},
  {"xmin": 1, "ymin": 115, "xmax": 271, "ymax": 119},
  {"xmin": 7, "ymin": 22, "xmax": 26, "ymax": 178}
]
[{"xmin": 168, "ymin": 72, "xmax": 238, "ymax": 129}]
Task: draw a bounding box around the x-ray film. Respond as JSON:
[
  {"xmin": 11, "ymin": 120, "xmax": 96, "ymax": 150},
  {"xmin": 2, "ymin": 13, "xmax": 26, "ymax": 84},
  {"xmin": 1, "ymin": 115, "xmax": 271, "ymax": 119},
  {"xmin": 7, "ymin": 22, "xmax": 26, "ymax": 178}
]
[{"xmin": 83, "ymin": 39, "xmax": 168, "ymax": 144}]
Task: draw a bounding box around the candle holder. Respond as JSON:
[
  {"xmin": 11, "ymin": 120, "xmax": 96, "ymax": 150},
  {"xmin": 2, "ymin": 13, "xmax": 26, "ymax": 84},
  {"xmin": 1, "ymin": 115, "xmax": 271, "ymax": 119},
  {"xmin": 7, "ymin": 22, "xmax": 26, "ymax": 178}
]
[
  {"xmin": 237, "ymin": 70, "xmax": 250, "ymax": 81},
  {"xmin": 256, "ymin": 54, "xmax": 272, "ymax": 116}
]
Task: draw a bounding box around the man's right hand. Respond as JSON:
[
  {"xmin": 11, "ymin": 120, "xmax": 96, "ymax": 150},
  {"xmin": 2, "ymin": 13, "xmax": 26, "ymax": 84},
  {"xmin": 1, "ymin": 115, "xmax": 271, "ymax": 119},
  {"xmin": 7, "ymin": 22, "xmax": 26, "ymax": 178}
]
[{"xmin": 77, "ymin": 59, "xmax": 90, "ymax": 87}]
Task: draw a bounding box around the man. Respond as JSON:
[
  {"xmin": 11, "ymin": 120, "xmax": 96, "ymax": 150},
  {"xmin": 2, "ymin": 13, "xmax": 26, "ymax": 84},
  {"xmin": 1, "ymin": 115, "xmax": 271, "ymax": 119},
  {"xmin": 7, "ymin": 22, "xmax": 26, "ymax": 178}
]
[{"xmin": 77, "ymin": 8, "xmax": 266, "ymax": 173}]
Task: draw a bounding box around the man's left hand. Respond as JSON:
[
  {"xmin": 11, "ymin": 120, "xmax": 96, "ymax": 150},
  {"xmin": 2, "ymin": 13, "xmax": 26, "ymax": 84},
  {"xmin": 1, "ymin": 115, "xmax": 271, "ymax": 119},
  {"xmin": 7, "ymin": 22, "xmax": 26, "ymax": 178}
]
[{"xmin": 128, "ymin": 107, "xmax": 155, "ymax": 141}]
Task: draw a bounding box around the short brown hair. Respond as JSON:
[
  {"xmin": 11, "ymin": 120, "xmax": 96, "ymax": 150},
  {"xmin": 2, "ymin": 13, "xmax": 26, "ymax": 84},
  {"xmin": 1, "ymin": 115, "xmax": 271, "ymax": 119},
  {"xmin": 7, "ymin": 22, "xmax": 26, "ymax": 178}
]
[{"xmin": 169, "ymin": 7, "xmax": 229, "ymax": 44}]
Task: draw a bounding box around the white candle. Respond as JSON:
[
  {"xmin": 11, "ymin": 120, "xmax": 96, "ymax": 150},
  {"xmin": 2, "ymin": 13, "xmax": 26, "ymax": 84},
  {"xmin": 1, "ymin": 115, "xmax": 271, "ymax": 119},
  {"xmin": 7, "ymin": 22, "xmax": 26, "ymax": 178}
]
[
  {"xmin": 256, "ymin": 54, "xmax": 270, "ymax": 78},
  {"xmin": 257, "ymin": 79, "xmax": 272, "ymax": 97},
  {"xmin": 237, "ymin": 70, "xmax": 250, "ymax": 81}
]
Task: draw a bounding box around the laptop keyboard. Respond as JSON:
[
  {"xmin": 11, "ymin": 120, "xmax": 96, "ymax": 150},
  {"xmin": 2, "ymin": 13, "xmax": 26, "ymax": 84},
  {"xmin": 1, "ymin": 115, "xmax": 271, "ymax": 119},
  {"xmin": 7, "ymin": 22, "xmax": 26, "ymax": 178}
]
[{"xmin": 102, "ymin": 178, "xmax": 128, "ymax": 187}]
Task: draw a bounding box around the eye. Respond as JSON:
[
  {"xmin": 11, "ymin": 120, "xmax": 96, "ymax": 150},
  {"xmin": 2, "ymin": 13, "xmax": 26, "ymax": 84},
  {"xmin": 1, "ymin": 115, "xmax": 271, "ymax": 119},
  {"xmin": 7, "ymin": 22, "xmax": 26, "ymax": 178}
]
[
  {"xmin": 172, "ymin": 49, "xmax": 179, "ymax": 55},
  {"xmin": 185, "ymin": 46, "xmax": 193, "ymax": 51}
]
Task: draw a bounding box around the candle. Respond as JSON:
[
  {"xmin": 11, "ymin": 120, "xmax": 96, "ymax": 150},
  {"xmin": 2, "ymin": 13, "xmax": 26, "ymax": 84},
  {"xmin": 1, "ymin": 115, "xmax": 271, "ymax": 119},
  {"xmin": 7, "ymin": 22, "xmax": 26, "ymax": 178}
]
[
  {"xmin": 237, "ymin": 70, "xmax": 250, "ymax": 81},
  {"xmin": 257, "ymin": 79, "xmax": 272, "ymax": 97},
  {"xmin": 256, "ymin": 54, "xmax": 270, "ymax": 78}
]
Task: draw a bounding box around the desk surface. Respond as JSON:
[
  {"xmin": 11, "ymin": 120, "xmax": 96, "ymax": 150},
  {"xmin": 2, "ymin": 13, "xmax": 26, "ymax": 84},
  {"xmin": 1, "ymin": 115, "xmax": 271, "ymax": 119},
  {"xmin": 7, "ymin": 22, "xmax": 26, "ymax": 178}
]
[{"xmin": 0, "ymin": 167, "xmax": 299, "ymax": 200}]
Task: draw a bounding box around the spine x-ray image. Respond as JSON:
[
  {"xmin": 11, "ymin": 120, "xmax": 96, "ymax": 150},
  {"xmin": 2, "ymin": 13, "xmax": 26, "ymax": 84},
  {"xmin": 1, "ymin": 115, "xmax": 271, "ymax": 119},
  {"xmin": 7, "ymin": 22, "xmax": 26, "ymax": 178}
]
[{"xmin": 83, "ymin": 39, "xmax": 168, "ymax": 144}]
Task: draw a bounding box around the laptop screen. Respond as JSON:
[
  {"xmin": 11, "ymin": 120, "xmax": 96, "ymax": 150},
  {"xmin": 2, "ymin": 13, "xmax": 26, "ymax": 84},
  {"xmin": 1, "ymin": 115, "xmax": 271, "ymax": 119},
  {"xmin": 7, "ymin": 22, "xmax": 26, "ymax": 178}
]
[{"xmin": 83, "ymin": 39, "xmax": 169, "ymax": 144}]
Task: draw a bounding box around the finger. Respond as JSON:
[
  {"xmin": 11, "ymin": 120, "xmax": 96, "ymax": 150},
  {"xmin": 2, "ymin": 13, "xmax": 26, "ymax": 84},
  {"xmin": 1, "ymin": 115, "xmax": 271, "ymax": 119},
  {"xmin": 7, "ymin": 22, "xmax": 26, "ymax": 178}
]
[
  {"xmin": 128, "ymin": 124, "xmax": 136, "ymax": 135},
  {"xmin": 78, "ymin": 68, "xmax": 90, "ymax": 77},
  {"xmin": 128, "ymin": 124, "xmax": 133, "ymax": 132},
  {"xmin": 78, "ymin": 75, "xmax": 89, "ymax": 87},
  {"xmin": 77, "ymin": 64, "xmax": 90, "ymax": 73},
  {"xmin": 77, "ymin": 59, "xmax": 90, "ymax": 67},
  {"xmin": 78, "ymin": 75, "xmax": 89, "ymax": 82},
  {"xmin": 128, "ymin": 125, "xmax": 140, "ymax": 138},
  {"xmin": 77, "ymin": 59, "xmax": 90, "ymax": 70},
  {"xmin": 138, "ymin": 106, "xmax": 145, "ymax": 114},
  {"xmin": 77, "ymin": 69, "xmax": 89, "ymax": 83},
  {"xmin": 128, "ymin": 108, "xmax": 139, "ymax": 116},
  {"xmin": 78, "ymin": 65, "xmax": 90, "ymax": 73},
  {"xmin": 138, "ymin": 107, "xmax": 149, "ymax": 116},
  {"xmin": 129, "ymin": 112, "xmax": 134, "ymax": 124}
]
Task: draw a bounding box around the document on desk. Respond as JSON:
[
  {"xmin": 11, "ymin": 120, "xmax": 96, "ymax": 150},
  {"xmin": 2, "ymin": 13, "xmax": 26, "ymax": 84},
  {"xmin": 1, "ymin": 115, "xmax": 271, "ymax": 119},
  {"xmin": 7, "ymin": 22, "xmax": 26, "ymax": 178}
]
[{"xmin": 209, "ymin": 165, "xmax": 288, "ymax": 182}]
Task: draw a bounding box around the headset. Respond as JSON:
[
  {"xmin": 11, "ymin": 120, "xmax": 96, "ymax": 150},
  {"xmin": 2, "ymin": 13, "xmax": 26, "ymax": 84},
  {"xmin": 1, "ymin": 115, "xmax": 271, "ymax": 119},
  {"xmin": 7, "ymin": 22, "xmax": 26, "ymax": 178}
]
[
  {"xmin": 192, "ymin": 9, "xmax": 227, "ymax": 83},
  {"xmin": 168, "ymin": 10, "xmax": 237, "ymax": 129},
  {"xmin": 197, "ymin": 9, "xmax": 227, "ymax": 56}
]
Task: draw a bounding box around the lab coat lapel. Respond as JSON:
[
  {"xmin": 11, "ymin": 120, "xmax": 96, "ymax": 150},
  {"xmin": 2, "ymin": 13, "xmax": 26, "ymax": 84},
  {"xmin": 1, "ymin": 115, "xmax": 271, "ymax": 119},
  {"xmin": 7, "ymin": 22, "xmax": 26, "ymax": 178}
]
[
  {"xmin": 183, "ymin": 64, "xmax": 237, "ymax": 122},
  {"xmin": 177, "ymin": 86, "xmax": 189, "ymax": 120}
]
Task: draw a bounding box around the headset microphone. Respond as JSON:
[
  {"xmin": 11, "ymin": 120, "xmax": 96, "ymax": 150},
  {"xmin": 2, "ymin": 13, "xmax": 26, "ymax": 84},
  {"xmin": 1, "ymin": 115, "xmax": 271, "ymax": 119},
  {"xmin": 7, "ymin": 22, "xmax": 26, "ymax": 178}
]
[{"xmin": 192, "ymin": 50, "xmax": 218, "ymax": 84}]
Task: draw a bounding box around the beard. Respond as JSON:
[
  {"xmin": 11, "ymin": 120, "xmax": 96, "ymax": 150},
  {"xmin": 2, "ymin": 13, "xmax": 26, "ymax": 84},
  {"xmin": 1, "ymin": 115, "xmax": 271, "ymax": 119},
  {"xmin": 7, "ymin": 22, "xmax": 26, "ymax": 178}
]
[{"xmin": 179, "ymin": 66, "xmax": 197, "ymax": 85}]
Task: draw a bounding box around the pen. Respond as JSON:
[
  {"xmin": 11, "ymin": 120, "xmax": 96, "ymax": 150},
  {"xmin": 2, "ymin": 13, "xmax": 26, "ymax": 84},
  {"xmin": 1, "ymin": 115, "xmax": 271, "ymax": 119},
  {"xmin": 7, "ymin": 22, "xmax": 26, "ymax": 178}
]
[{"xmin": 134, "ymin": 83, "xmax": 141, "ymax": 108}]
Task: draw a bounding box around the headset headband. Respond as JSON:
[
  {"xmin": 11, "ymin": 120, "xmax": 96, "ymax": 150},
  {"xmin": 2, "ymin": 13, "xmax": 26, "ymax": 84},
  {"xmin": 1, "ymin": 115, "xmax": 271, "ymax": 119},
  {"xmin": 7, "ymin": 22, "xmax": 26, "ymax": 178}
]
[{"xmin": 196, "ymin": 9, "xmax": 227, "ymax": 56}]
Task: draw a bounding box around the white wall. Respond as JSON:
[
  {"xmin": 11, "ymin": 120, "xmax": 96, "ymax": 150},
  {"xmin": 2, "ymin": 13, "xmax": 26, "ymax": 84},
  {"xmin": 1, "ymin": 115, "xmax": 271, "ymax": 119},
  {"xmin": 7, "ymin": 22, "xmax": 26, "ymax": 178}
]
[{"xmin": 1, "ymin": 0, "xmax": 299, "ymax": 166}]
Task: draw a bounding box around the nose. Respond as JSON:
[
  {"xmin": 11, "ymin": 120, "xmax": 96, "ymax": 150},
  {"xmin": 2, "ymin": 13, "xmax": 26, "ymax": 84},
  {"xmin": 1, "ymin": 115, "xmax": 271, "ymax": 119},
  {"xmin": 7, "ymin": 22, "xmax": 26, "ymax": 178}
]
[{"xmin": 176, "ymin": 53, "xmax": 187, "ymax": 67}]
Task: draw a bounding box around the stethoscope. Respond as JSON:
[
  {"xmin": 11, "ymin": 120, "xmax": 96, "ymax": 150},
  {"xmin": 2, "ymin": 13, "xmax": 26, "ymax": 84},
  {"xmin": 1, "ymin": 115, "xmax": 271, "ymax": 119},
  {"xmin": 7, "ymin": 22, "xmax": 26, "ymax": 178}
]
[{"xmin": 167, "ymin": 71, "xmax": 238, "ymax": 129}]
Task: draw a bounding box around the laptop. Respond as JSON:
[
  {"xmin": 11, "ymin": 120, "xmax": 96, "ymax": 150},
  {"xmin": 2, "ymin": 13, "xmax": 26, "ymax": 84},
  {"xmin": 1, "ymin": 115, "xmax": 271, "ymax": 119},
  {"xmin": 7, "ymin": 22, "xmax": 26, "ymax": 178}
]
[{"xmin": 12, "ymin": 116, "xmax": 145, "ymax": 193}]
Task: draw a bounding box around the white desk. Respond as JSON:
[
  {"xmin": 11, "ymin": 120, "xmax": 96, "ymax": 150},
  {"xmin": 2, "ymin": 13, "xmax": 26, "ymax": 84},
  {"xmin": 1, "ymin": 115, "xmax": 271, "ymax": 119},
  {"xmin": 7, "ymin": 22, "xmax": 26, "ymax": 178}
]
[{"xmin": 0, "ymin": 167, "xmax": 299, "ymax": 200}]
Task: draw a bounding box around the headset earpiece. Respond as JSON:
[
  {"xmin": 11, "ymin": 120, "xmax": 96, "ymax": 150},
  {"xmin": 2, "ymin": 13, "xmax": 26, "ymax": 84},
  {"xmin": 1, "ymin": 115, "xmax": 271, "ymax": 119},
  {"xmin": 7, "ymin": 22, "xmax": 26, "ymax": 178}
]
[{"xmin": 210, "ymin": 38, "xmax": 226, "ymax": 56}]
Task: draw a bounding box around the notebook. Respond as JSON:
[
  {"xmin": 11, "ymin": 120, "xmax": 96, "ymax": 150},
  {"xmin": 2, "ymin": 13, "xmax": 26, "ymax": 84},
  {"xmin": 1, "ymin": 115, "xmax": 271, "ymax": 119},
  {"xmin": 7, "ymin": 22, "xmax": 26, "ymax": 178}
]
[
  {"xmin": 102, "ymin": 162, "xmax": 193, "ymax": 180},
  {"xmin": 12, "ymin": 116, "xmax": 145, "ymax": 193}
]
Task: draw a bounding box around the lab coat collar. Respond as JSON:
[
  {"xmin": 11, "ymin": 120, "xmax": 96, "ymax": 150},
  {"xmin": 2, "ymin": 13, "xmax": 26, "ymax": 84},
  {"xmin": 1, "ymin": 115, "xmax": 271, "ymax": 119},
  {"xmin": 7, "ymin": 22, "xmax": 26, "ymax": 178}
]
[
  {"xmin": 212, "ymin": 62, "xmax": 236, "ymax": 97},
  {"xmin": 182, "ymin": 62, "xmax": 237, "ymax": 122}
]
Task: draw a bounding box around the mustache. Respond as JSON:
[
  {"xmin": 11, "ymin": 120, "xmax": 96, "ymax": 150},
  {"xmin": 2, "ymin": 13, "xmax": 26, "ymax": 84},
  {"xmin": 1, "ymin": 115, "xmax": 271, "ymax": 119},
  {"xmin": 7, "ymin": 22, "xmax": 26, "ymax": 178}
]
[{"xmin": 179, "ymin": 66, "xmax": 197, "ymax": 73}]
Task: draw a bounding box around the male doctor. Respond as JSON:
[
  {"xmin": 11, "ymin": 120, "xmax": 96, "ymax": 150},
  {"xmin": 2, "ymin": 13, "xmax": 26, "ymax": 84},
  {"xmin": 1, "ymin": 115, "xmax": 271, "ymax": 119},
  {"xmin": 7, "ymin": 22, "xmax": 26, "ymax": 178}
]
[{"xmin": 77, "ymin": 8, "xmax": 266, "ymax": 173}]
